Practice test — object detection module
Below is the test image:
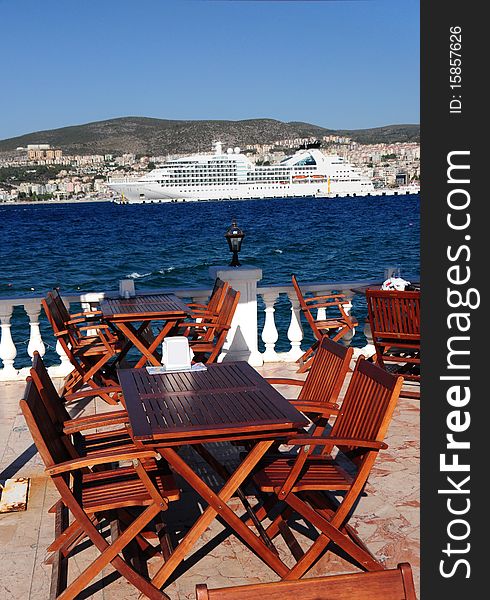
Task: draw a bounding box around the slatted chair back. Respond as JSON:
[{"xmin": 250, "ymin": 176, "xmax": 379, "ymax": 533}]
[
  {"xmin": 330, "ymin": 356, "xmax": 402, "ymax": 460},
  {"xmin": 298, "ymin": 335, "xmax": 352, "ymax": 405},
  {"xmin": 42, "ymin": 292, "xmax": 82, "ymax": 366},
  {"xmin": 366, "ymin": 289, "xmax": 420, "ymax": 341},
  {"xmin": 30, "ymin": 351, "xmax": 70, "ymax": 426},
  {"xmin": 188, "ymin": 287, "xmax": 240, "ymax": 364},
  {"xmin": 205, "ymin": 287, "xmax": 240, "ymax": 362},
  {"xmin": 196, "ymin": 562, "xmax": 417, "ymax": 599},
  {"xmin": 291, "ymin": 274, "xmax": 322, "ymax": 339},
  {"xmin": 43, "ymin": 291, "xmax": 81, "ymax": 348},
  {"xmin": 20, "ymin": 378, "xmax": 73, "ymax": 469},
  {"xmin": 50, "ymin": 288, "xmax": 73, "ymax": 325},
  {"xmin": 365, "ymin": 289, "xmax": 420, "ymax": 383},
  {"xmin": 216, "ymin": 287, "xmax": 239, "ymax": 330},
  {"xmin": 207, "ymin": 278, "xmax": 229, "ymax": 314}
]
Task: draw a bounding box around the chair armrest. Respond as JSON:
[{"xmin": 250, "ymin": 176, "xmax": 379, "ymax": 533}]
[
  {"xmin": 188, "ymin": 302, "xmax": 208, "ymax": 310},
  {"xmin": 306, "ymin": 301, "xmax": 347, "ymax": 310},
  {"xmin": 63, "ymin": 410, "xmax": 128, "ymax": 434},
  {"xmin": 69, "ymin": 310, "xmax": 102, "ymax": 319},
  {"xmin": 46, "ymin": 448, "xmax": 158, "ymax": 475},
  {"xmin": 176, "ymin": 321, "xmax": 218, "ymax": 331},
  {"xmin": 287, "ymin": 436, "xmax": 387, "ymax": 450},
  {"xmin": 305, "ymin": 294, "xmax": 346, "ymax": 303},
  {"xmin": 64, "ymin": 386, "xmax": 122, "ymax": 402},
  {"xmin": 77, "ymin": 324, "xmax": 111, "ymax": 332},
  {"xmin": 265, "ymin": 377, "xmax": 305, "ymax": 387},
  {"xmin": 289, "ymin": 401, "xmax": 339, "ymax": 416}
]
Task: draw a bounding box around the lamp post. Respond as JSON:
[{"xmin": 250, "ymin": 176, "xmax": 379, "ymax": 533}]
[{"xmin": 224, "ymin": 219, "xmax": 245, "ymax": 267}]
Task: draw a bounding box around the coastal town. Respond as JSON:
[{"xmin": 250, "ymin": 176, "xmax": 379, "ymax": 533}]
[{"xmin": 0, "ymin": 134, "xmax": 420, "ymax": 203}]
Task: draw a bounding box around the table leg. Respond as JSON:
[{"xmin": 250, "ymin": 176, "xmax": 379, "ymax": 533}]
[
  {"xmin": 115, "ymin": 321, "xmax": 151, "ymax": 364},
  {"xmin": 134, "ymin": 319, "xmax": 179, "ymax": 369},
  {"xmin": 150, "ymin": 441, "xmax": 288, "ymax": 590},
  {"xmin": 117, "ymin": 322, "xmax": 162, "ymax": 367},
  {"xmin": 192, "ymin": 444, "xmax": 278, "ymax": 553}
]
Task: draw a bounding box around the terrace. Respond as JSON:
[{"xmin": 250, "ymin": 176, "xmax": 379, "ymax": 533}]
[{"xmin": 0, "ymin": 268, "xmax": 420, "ymax": 599}]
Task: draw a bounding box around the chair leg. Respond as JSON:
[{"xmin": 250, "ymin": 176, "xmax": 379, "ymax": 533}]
[
  {"xmin": 56, "ymin": 502, "xmax": 169, "ymax": 600},
  {"xmin": 49, "ymin": 502, "xmax": 69, "ymax": 600},
  {"xmin": 283, "ymin": 493, "xmax": 383, "ymax": 579}
]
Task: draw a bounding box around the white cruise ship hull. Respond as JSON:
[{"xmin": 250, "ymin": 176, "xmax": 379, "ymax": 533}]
[
  {"xmin": 108, "ymin": 145, "xmax": 378, "ymax": 204},
  {"xmin": 109, "ymin": 180, "xmax": 374, "ymax": 204}
]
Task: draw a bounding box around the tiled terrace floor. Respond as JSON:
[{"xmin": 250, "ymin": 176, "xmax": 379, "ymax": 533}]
[{"xmin": 0, "ymin": 362, "xmax": 420, "ymax": 599}]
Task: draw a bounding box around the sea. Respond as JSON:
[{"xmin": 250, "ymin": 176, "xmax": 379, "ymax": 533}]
[{"xmin": 0, "ymin": 195, "xmax": 419, "ymax": 366}]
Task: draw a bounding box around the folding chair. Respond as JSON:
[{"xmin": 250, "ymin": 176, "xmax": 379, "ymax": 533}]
[
  {"xmin": 30, "ymin": 351, "xmax": 130, "ymax": 454},
  {"xmin": 251, "ymin": 357, "xmax": 404, "ymax": 578},
  {"xmin": 265, "ymin": 335, "xmax": 353, "ymax": 417},
  {"xmin": 42, "ymin": 291, "xmax": 123, "ymax": 404},
  {"xmin": 177, "ymin": 287, "xmax": 240, "ymax": 364},
  {"xmin": 187, "ymin": 278, "xmax": 230, "ymax": 319},
  {"xmin": 366, "ymin": 288, "xmax": 420, "ymax": 386},
  {"xmin": 291, "ymin": 274, "xmax": 357, "ymax": 373},
  {"xmin": 20, "ymin": 378, "xmax": 180, "ymax": 600},
  {"xmin": 50, "ymin": 287, "xmax": 104, "ymax": 326},
  {"xmin": 196, "ymin": 562, "xmax": 417, "ymax": 599}
]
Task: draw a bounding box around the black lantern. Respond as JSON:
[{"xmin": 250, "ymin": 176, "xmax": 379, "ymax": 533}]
[{"xmin": 224, "ymin": 219, "xmax": 245, "ymax": 267}]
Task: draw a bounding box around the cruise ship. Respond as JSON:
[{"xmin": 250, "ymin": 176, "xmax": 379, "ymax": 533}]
[{"xmin": 108, "ymin": 142, "xmax": 375, "ymax": 203}]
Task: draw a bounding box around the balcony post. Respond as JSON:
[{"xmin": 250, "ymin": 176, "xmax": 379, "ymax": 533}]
[
  {"xmin": 49, "ymin": 339, "xmax": 74, "ymax": 378},
  {"xmin": 0, "ymin": 303, "xmax": 18, "ymax": 380},
  {"xmin": 260, "ymin": 291, "xmax": 279, "ymax": 362},
  {"xmin": 286, "ymin": 292, "xmax": 304, "ymax": 361},
  {"xmin": 209, "ymin": 266, "xmax": 263, "ymax": 366},
  {"xmin": 25, "ymin": 303, "xmax": 46, "ymax": 361}
]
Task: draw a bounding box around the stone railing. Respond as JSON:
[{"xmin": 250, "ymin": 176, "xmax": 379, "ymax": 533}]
[
  {"xmin": 0, "ymin": 271, "xmax": 392, "ymax": 381},
  {"xmin": 257, "ymin": 280, "xmax": 375, "ymax": 363},
  {"xmin": 0, "ymin": 286, "xmax": 212, "ymax": 382}
]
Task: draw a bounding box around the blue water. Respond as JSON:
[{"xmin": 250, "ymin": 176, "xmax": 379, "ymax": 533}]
[{"xmin": 0, "ymin": 195, "xmax": 419, "ymax": 366}]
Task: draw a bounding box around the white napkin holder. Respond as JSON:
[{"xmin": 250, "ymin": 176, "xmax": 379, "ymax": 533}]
[
  {"xmin": 161, "ymin": 336, "xmax": 193, "ymax": 370},
  {"xmin": 119, "ymin": 279, "xmax": 135, "ymax": 298}
]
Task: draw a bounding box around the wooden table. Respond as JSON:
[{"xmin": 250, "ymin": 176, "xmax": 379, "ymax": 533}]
[
  {"xmin": 117, "ymin": 361, "xmax": 309, "ymax": 591},
  {"xmin": 100, "ymin": 293, "xmax": 191, "ymax": 368}
]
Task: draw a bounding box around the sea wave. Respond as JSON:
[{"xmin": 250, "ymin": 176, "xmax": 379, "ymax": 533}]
[{"xmin": 127, "ymin": 271, "xmax": 151, "ymax": 279}]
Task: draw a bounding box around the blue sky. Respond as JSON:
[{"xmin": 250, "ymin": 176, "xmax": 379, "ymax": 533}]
[{"xmin": 0, "ymin": 0, "xmax": 419, "ymax": 140}]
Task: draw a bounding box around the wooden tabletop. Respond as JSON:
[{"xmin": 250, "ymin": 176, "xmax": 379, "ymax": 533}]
[
  {"xmin": 118, "ymin": 361, "xmax": 309, "ymax": 443},
  {"xmin": 100, "ymin": 293, "xmax": 190, "ymax": 320}
]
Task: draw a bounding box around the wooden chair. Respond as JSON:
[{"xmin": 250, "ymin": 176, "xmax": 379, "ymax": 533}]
[
  {"xmin": 50, "ymin": 287, "xmax": 104, "ymax": 326},
  {"xmin": 188, "ymin": 278, "xmax": 230, "ymax": 319},
  {"xmin": 366, "ymin": 288, "xmax": 420, "ymax": 387},
  {"xmin": 265, "ymin": 335, "xmax": 353, "ymax": 417},
  {"xmin": 177, "ymin": 287, "xmax": 240, "ymax": 364},
  {"xmin": 42, "ymin": 290, "xmax": 123, "ymax": 403},
  {"xmin": 20, "ymin": 377, "xmax": 180, "ymax": 600},
  {"xmin": 30, "ymin": 351, "xmax": 130, "ymax": 453},
  {"xmin": 196, "ymin": 562, "xmax": 417, "ymax": 599},
  {"xmin": 291, "ymin": 274, "xmax": 358, "ymax": 373},
  {"xmin": 251, "ymin": 357, "xmax": 404, "ymax": 578}
]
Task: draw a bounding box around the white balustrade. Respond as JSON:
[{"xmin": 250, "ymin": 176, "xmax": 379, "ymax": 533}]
[
  {"xmin": 0, "ymin": 276, "xmax": 397, "ymax": 381},
  {"xmin": 260, "ymin": 291, "xmax": 280, "ymax": 362},
  {"xmin": 51, "ymin": 339, "xmax": 73, "ymax": 378},
  {"xmin": 286, "ymin": 292, "xmax": 304, "ymax": 361},
  {"xmin": 0, "ymin": 303, "xmax": 17, "ymax": 380},
  {"xmin": 25, "ymin": 303, "xmax": 46, "ymax": 360}
]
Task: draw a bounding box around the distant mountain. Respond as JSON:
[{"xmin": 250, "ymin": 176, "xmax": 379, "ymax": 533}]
[{"xmin": 0, "ymin": 117, "xmax": 420, "ymax": 156}]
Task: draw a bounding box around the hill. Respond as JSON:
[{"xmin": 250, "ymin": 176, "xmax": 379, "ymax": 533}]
[{"xmin": 0, "ymin": 117, "xmax": 419, "ymax": 156}]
